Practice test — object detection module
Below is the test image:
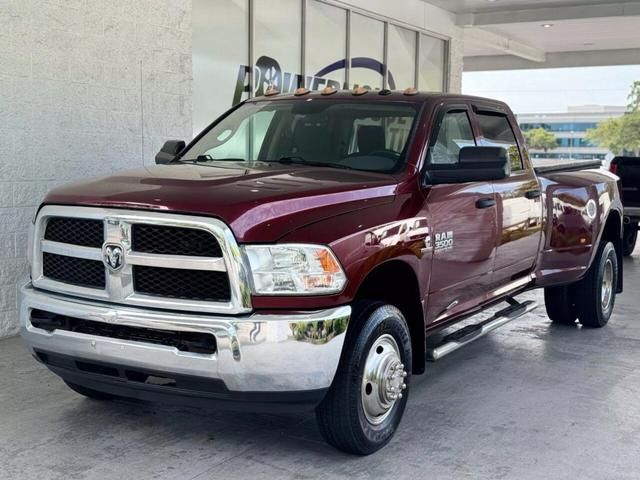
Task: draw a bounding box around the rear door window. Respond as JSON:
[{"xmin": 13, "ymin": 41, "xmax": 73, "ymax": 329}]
[{"xmin": 476, "ymin": 112, "xmax": 523, "ymax": 172}]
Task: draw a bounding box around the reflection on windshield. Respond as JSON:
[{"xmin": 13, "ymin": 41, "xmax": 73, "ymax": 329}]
[{"xmin": 179, "ymin": 100, "xmax": 420, "ymax": 173}]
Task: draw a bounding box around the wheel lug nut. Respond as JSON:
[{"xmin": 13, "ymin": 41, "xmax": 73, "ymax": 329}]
[
  {"xmin": 401, "ymin": 383, "xmax": 406, "ymax": 390},
  {"xmin": 398, "ymin": 393, "xmax": 403, "ymax": 399}
]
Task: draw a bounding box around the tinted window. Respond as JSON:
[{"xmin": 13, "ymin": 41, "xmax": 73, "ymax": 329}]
[
  {"xmin": 181, "ymin": 100, "xmax": 420, "ymax": 173},
  {"xmin": 428, "ymin": 111, "xmax": 475, "ymax": 165},
  {"xmin": 477, "ymin": 112, "xmax": 523, "ymax": 171}
]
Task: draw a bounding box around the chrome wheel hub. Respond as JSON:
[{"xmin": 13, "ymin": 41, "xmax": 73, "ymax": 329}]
[
  {"xmin": 361, "ymin": 334, "xmax": 407, "ymax": 425},
  {"xmin": 601, "ymin": 258, "xmax": 614, "ymax": 311}
]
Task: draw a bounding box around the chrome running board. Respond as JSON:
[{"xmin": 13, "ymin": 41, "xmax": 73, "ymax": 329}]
[{"xmin": 426, "ymin": 299, "xmax": 538, "ymax": 361}]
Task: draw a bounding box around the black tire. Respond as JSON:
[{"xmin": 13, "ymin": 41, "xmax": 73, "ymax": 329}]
[
  {"xmin": 315, "ymin": 302, "xmax": 412, "ymax": 455},
  {"xmin": 576, "ymin": 241, "xmax": 618, "ymax": 328},
  {"xmin": 544, "ymin": 285, "xmax": 578, "ymax": 325},
  {"xmin": 64, "ymin": 380, "xmax": 116, "ymax": 401},
  {"xmin": 623, "ymin": 225, "xmax": 637, "ymax": 256}
]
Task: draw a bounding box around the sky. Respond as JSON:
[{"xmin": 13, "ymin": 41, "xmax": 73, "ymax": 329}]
[{"xmin": 462, "ymin": 65, "xmax": 640, "ymax": 115}]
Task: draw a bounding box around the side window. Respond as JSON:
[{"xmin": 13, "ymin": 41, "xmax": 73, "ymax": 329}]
[
  {"xmin": 428, "ymin": 111, "xmax": 476, "ymax": 165},
  {"xmin": 476, "ymin": 112, "xmax": 523, "ymax": 172}
]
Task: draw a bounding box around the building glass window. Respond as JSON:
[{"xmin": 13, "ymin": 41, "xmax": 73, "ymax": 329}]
[
  {"xmin": 520, "ymin": 122, "xmax": 598, "ymax": 132},
  {"xmin": 477, "ymin": 112, "xmax": 523, "ymax": 171},
  {"xmin": 253, "ymin": 0, "xmax": 302, "ymax": 96},
  {"xmin": 193, "ymin": 0, "xmax": 248, "ymax": 134},
  {"xmin": 418, "ymin": 34, "xmax": 445, "ymax": 92},
  {"xmin": 305, "ymin": 1, "xmax": 347, "ymax": 90},
  {"xmin": 349, "ymin": 13, "xmax": 385, "ymax": 89},
  {"xmin": 387, "ymin": 25, "xmax": 417, "ymax": 90},
  {"xmin": 193, "ymin": 3, "xmax": 450, "ymax": 137}
]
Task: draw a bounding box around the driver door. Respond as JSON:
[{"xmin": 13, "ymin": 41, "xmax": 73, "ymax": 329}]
[{"xmin": 421, "ymin": 105, "xmax": 499, "ymax": 324}]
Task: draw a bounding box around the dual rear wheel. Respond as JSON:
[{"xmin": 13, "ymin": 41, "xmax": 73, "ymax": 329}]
[{"xmin": 544, "ymin": 241, "xmax": 618, "ymax": 328}]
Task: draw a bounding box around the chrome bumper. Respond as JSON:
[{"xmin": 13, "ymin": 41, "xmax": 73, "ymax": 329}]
[{"xmin": 19, "ymin": 283, "xmax": 351, "ymax": 393}]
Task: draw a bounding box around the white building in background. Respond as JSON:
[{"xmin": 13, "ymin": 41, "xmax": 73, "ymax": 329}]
[{"xmin": 517, "ymin": 106, "xmax": 627, "ymax": 162}]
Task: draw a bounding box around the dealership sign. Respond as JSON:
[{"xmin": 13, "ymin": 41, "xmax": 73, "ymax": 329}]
[{"xmin": 232, "ymin": 55, "xmax": 397, "ymax": 104}]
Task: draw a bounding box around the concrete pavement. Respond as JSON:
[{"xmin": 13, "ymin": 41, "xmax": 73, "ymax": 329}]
[{"xmin": 1, "ymin": 252, "xmax": 639, "ymax": 479}]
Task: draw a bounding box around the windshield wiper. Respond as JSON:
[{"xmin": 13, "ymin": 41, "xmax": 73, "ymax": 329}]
[
  {"xmin": 267, "ymin": 156, "xmax": 353, "ymax": 170},
  {"xmin": 179, "ymin": 155, "xmax": 246, "ymax": 163}
]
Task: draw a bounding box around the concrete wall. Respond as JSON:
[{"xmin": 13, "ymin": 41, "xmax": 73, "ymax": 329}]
[
  {"xmin": 0, "ymin": 0, "xmax": 193, "ymax": 337},
  {"xmin": 0, "ymin": 0, "xmax": 462, "ymax": 338}
]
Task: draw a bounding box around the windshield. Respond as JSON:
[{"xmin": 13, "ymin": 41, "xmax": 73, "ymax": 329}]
[{"xmin": 179, "ymin": 99, "xmax": 421, "ymax": 173}]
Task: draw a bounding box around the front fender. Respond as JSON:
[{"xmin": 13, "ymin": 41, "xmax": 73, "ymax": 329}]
[{"xmin": 249, "ymin": 195, "xmax": 431, "ymax": 310}]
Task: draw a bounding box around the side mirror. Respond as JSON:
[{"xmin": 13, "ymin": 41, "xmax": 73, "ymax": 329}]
[
  {"xmin": 426, "ymin": 146, "xmax": 510, "ymax": 184},
  {"xmin": 155, "ymin": 140, "xmax": 186, "ymax": 164}
]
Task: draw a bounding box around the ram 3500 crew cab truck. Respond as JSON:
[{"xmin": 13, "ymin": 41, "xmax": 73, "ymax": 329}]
[{"xmin": 21, "ymin": 90, "xmax": 623, "ymax": 455}]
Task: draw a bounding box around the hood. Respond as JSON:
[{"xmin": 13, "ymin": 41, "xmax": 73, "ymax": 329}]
[{"xmin": 44, "ymin": 163, "xmax": 398, "ymax": 242}]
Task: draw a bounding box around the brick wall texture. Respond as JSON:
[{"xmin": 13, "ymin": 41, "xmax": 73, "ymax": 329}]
[{"xmin": 0, "ymin": 0, "xmax": 193, "ymax": 337}]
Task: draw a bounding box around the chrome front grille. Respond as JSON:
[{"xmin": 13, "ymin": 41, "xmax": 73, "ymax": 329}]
[
  {"xmin": 31, "ymin": 206, "xmax": 252, "ymax": 314},
  {"xmin": 131, "ymin": 224, "xmax": 224, "ymax": 257},
  {"xmin": 44, "ymin": 217, "xmax": 104, "ymax": 248},
  {"xmin": 133, "ymin": 265, "xmax": 231, "ymax": 302},
  {"xmin": 42, "ymin": 253, "xmax": 106, "ymax": 289}
]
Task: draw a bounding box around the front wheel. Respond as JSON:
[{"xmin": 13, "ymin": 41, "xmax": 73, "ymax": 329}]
[{"xmin": 315, "ymin": 303, "xmax": 411, "ymax": 455}]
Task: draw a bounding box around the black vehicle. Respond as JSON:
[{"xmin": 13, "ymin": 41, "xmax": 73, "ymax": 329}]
[{"xmin": 611, "ymin": 156, "xmax": 640, "ymax": 255}]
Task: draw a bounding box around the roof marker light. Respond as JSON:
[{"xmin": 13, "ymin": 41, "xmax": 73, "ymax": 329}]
[
  {"xmin": 403, "ymin": 87, "xmax": 419, "ymax": 96},
  {"xmin": 294, "ymin": 87, "xmax": 311, "ymax": 96},
  {"xmin": 321, "ymin": 86, "xmax": 337, "ymax": 95},
  {"xmin": 265, "ymin": 86, "xmax": 280, "ymax": 96},
  {"xmin": 352, "ymin": 86, "xmax": 369, "ymax": 96}
]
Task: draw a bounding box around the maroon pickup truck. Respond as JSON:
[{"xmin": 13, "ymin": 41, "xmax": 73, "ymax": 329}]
[{"xmin": 20, "ymin": 90, "xmax": 623, "ymax": 455}]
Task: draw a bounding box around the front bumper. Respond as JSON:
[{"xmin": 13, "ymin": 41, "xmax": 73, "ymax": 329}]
[{"xmin": 19, "ymin": 283, "xmax": 351, "ymax": 408}]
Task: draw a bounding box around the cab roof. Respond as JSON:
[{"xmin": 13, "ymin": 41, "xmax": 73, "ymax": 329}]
[{"xmin": 248, "ymin": 89, "xmax": 510, "ymax": 111}]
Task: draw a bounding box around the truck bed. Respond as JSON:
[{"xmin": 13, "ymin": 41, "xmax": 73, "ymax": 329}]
[{"xmin": 533, "ymin": 160, "xmax": 603, "ymax": 175}]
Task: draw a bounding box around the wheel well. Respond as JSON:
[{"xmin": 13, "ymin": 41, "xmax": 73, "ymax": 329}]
[
  {"xmin": 600, "ymin": 210, "xmax": 623, "ymax": 292},
  {"xmin": 355, "ymin": 261, "xmax": 425, "ymax": 374}
]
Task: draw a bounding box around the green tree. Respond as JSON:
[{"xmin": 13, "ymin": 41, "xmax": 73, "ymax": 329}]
[
  {"xmin": 586, "ymin": 112, "xmax": 640, "ymax": 156},
  {"xmin": 524, "ymin": 127, "xmax": 558, "ymax": 152},
  {"xmin": 586, "ymin": 80, "xmax": 640, "ymax": 156},
  {"xmin": 628, "ymin": 80, "xmax": 640, "ymax": 112}
]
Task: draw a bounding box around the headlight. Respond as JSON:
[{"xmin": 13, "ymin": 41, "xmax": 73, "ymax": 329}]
[{"xmin": 242, "ymin": 244, "xmax": 347, "ymax": 295}]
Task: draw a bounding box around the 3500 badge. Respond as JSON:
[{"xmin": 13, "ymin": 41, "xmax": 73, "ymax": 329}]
[{"xmin": 434, "ymin": 231, "xmax": 454, "ymax": 251}]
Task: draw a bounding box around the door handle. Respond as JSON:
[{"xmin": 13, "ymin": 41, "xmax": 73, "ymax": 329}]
[
  {"xmin": 475, "ymin": 198, "xmax": 496, "ymax": 209},
  {"xmin": 525, "ymin": 189, "xmax": 541, "ymax": 199}
]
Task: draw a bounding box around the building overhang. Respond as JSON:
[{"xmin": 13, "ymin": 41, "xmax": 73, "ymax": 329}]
[{"xmin": 426, "ymin": 0, "xmax": 640, "ymax": 71}]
